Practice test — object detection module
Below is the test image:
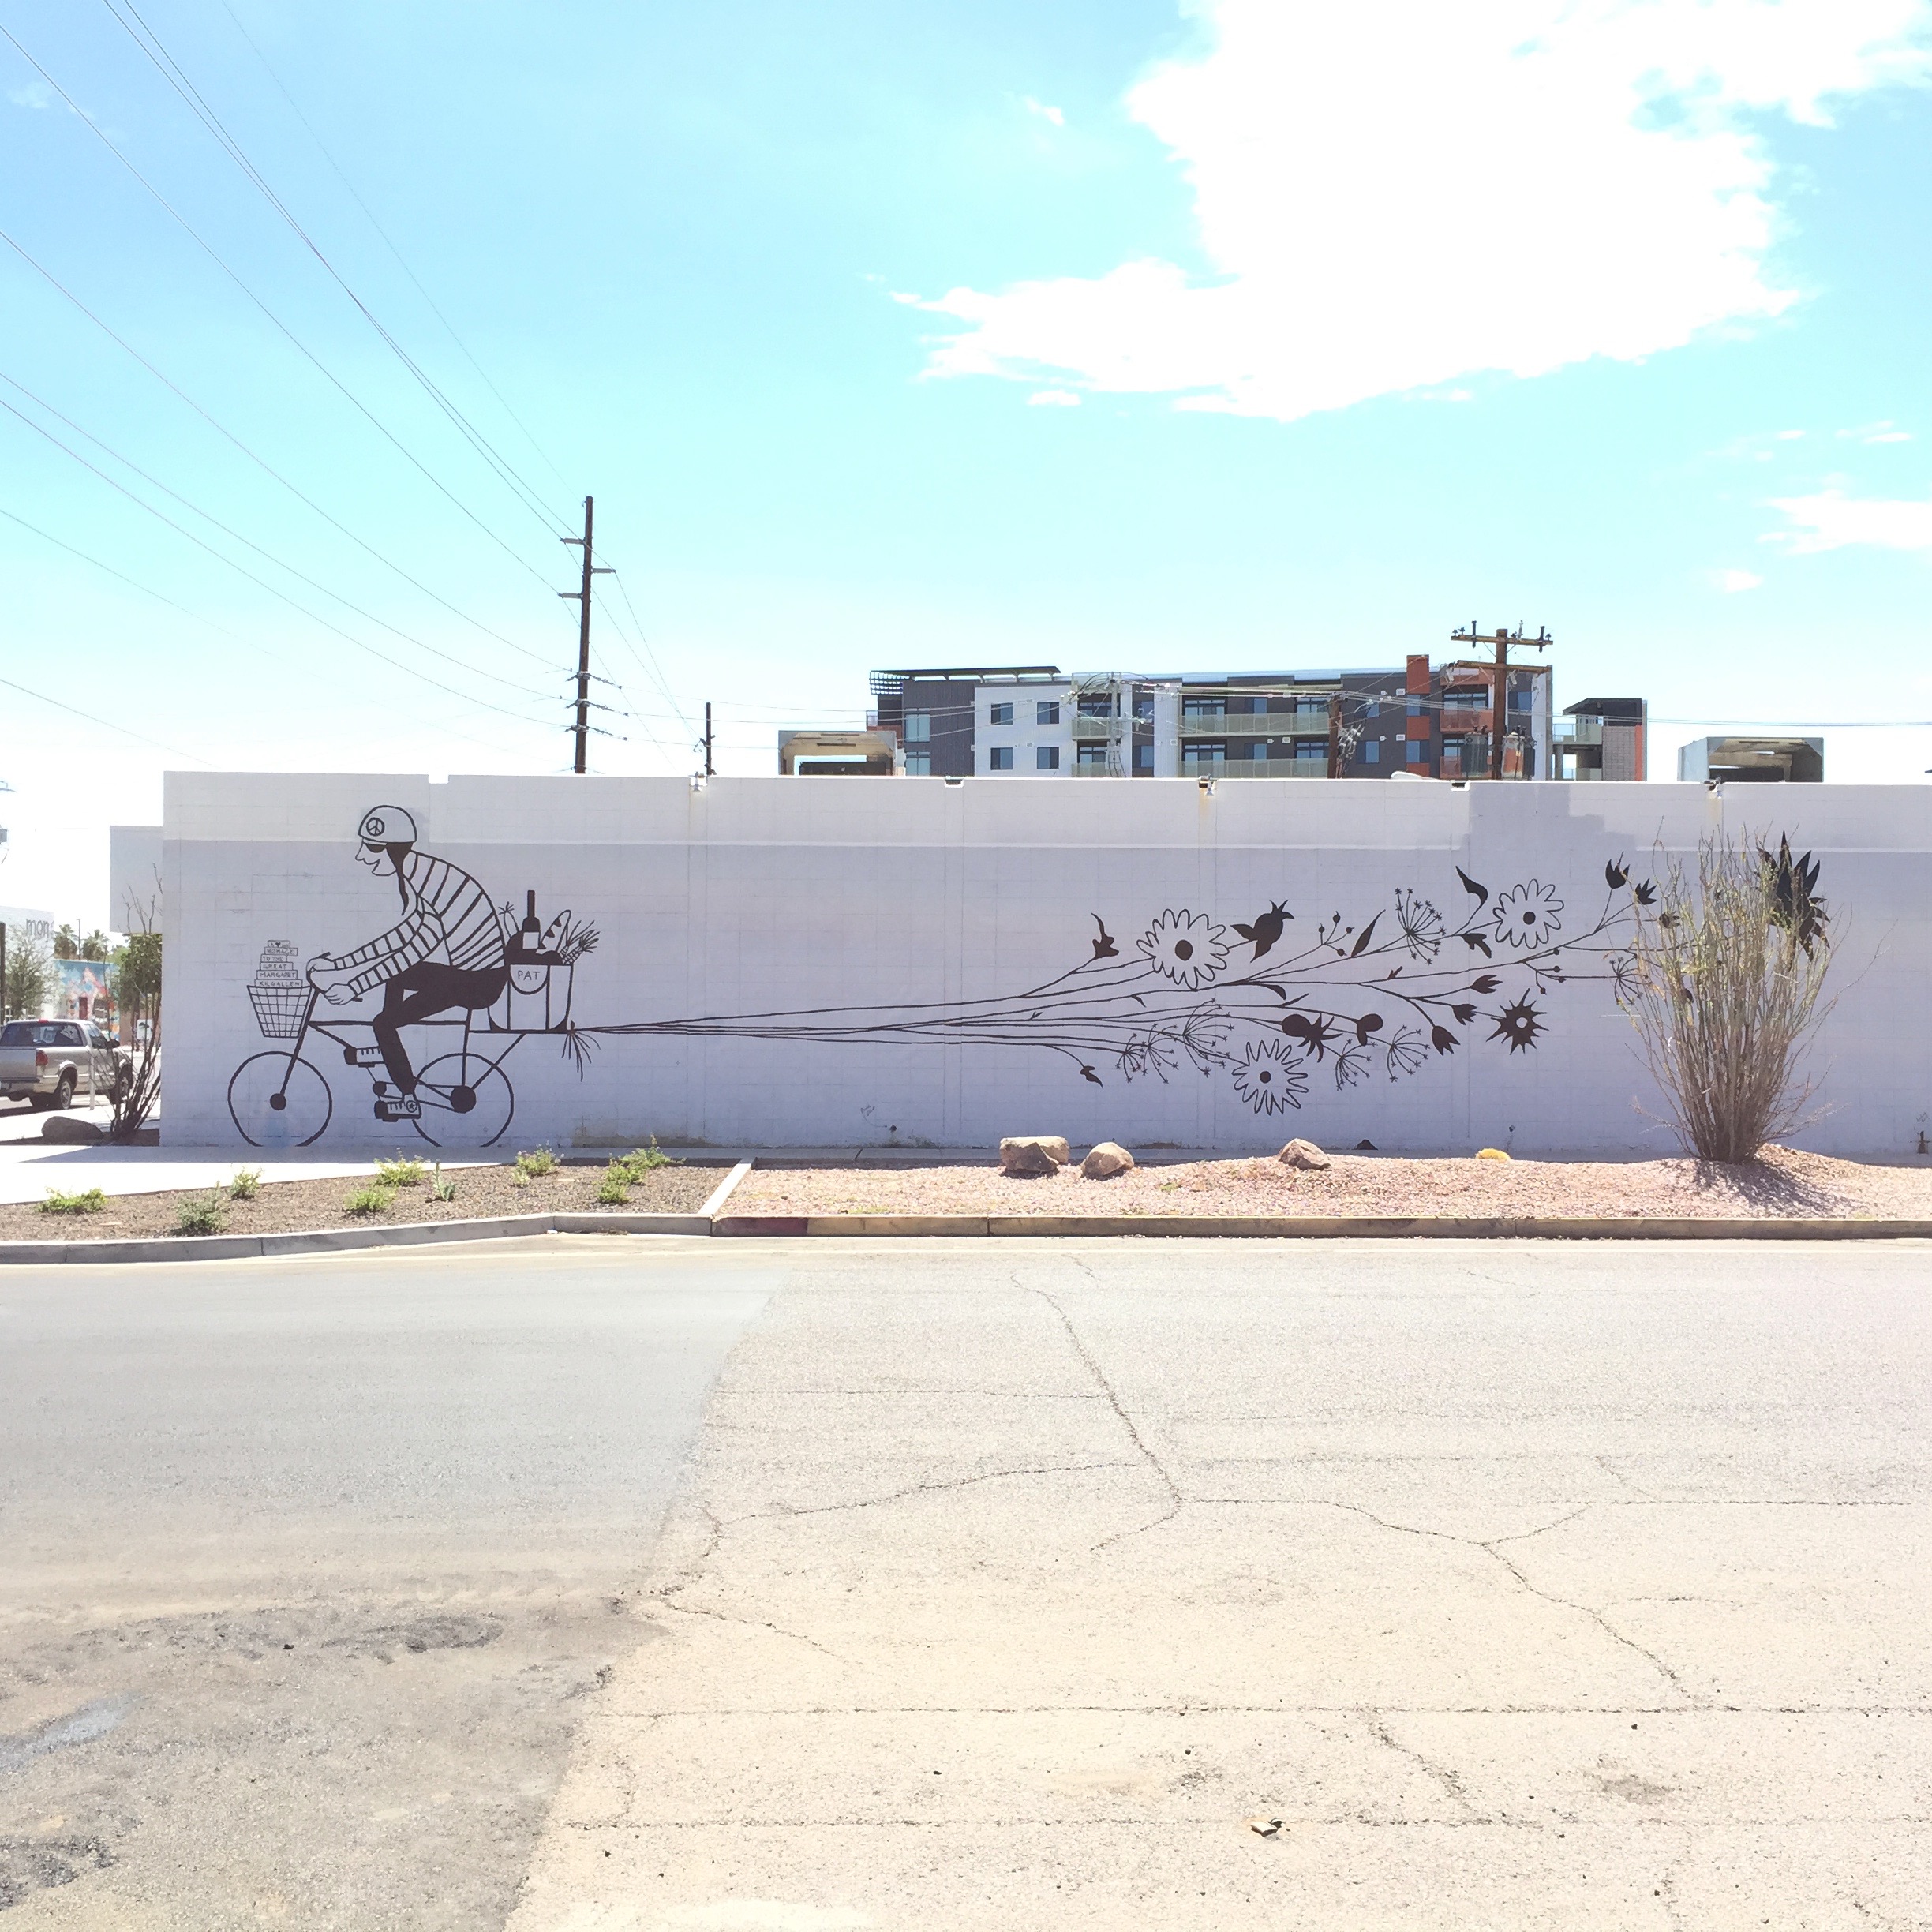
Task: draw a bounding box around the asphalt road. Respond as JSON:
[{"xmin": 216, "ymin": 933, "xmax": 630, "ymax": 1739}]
[{"xmin": 0, "ymin": 1237, "xmax": 774, "ymax": 1929}]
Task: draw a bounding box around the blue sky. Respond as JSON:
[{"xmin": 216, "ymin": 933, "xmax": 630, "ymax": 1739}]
[{"xmin": 4, "ymin": 0, "xmax": 1932, "ymax": 925}]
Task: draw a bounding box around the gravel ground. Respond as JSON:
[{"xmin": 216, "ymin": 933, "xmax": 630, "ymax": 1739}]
[
  {"xmin": 1, "ymin": 1158, "xmax": 726, "ymax": 1241},
  {"xmin": 732, "ymin": 1144, "xmax": 1932, "ymax": 1220}
]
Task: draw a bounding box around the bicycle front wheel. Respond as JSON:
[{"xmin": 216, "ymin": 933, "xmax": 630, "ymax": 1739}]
[{"xmin": 228, "ymin": 1052, "xmax": 332, "ymax": 1148}]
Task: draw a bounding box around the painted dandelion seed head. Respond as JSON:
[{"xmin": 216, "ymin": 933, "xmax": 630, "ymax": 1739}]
[
  {"xmin": 1394, "ymin": 887, "xmax": 1443, "ymax": 961},
  {"xmin": 1230, "ymin": 1039, "xmax": 1307, "ymax": 1115},
  {"xmin": 1139, "ymin": 909, "xmax": 1230, "ymax": 990},
  {"xmin": 1490, "ymin": 881, "xmax": 1563, "ymax": 950}
]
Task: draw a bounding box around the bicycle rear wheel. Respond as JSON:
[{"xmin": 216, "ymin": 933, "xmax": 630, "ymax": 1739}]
[
  {"xmin": 410, "ymin": 1052, "xmax": 514, "ymax": 1149},
  {"xmin": 228, "ymin": 1052, "xmax": 332, "ymax": 1148}
]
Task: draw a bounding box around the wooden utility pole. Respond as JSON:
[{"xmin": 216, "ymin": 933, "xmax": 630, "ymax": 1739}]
[
  {"xmin": 703, "ymin": 702, "xmax": 715, "ymax": 777},
  {"xmin": 559, "ymin": 496, "xmax": 612, "ymax": 774},
  {"xmin": 1326, "ymin": 693, "xmax": 1343, "ymax": 778},
  {"xmin": 1449, "ymin": 622, "xmax": 1552, "ymax": 778}
]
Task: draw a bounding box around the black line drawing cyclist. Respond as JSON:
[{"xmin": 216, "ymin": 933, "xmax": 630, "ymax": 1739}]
[
  {"xmin": 228, "ymin": 804, "xmax": 597, "ymax": 1149},
  {"xmin": 305, "ymin": 804, "xmax": 508, "ymax": 1124}
]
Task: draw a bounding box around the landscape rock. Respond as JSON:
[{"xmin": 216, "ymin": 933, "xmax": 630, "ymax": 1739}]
[
  {"xmin": 41, "ymin": 1115, "xmax": 106, "ymax": 1144},
  {"xmin": 1277, "ymin": 1137, "xmax": 1330, "ymax": 1170},
  {"xmin": 1477, "ymin": 1147, "xmax": 1511, "ymax": 1162},
  {"xmin": 998, "ymin": 1136, "xmax": 1068, "ymax": 1177},
  {"xmin": 1080, "ymin": 1142, "xmax": 1134, "ymax": 1180}
]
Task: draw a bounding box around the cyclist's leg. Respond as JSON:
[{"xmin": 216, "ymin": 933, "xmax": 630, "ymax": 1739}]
[{"xmin": 373, "ymin": 965, "xmax": 470, "ymax": 1095}]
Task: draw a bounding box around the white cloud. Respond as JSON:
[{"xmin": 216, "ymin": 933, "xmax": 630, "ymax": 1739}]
[
  {"xmin": 1020, "ymin": 95, "xmax": 1065, "ymax": 128},
  {"xmin": 915, "ymin": 0, "xmax": 1932, "ymax": 421},
  {"xmin": 1838, "ymin": 419, "xmax": 1914, "ymax": 442},
  {"xmin": 1711, "ymin": 567, "xmax": 1764, "ymax": 591},
  {"xmin": 1767, "ymin": 488, "xmax": 1932, "ymax": 552},
  {"xmin": 7, "ymin": 81, "xmax": 52, "ymax": 110},
  {"xmin": 1028, "ymin": 388, "xmax": 1082, "ymax": 406}
]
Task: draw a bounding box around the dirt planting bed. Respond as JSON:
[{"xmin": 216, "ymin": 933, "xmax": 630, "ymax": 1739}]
[
  {"xmin": 2, "ymin": 1158, "xmax": 724, "ymax": 1243},
  {"xmin": 732, "ymin": 1145, "xmax": 1932, "ymax": 1222}
]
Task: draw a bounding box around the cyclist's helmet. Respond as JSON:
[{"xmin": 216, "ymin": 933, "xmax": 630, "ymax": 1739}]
[{"xmin": 358, "ymin": 805, "xmax": 418, "ymax": 849}]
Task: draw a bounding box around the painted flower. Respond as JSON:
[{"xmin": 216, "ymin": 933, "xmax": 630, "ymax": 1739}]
[
  {"xmin": 1608, "ymin": 954, "xmax": 1641, "ymax": 1005},
  {"xmin": 1230, "ymin": 1040, "xmax": 1307, "ymax": 1115},
  {"xmin": 1333, "ymin": 1043, "xmax": 1371, "ymax": 1090},
  {"xmin": 1488, "ymin": 996, "xmax": 1544, "ymax": 1054},
  {"xmin": 1384, "ymin": 1026, "xmax": 1428, "ymax": 1079},
  {"xmin": 1394, "ymin": 887, "xmax": 1444, "ymax": 962},
  {"xmin": 1139, "ymin": 908, "xmax": 1230, "ymax": 990},
  {"xmin": 1490, "ymin": 880, "xmax": 1564, "ymax": 950}
]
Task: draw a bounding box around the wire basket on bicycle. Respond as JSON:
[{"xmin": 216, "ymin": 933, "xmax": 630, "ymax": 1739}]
[{"xmin": 248, "ymin": 984, "xmax": 309, "ymax": 1039}]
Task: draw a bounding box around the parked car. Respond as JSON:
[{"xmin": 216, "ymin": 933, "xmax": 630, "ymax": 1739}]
[{"xmin": 0, "ymin": 1020, "xmax": 131, "ymax": 1110}]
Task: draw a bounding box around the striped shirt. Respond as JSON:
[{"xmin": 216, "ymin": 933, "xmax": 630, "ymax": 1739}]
[{"xmin": 335, "ymin": 852, "xmax": 507, "ymax": 995}]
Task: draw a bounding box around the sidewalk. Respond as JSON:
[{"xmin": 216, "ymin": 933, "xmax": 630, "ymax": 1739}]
[{"xmin": 504, "ymin": 1240, "xmax": 1932, "ymax": 1931}]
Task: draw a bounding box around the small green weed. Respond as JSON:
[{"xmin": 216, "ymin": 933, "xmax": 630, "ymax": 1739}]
[
  {"xmin": 174, "ymin": 1195, "xmax": 227, "ymax": 1236},
  {"xmin": 343, "ymin": 1182, "xmax": 396, "ymax": 1217},
  {"xmin": 515, "ymin": 1146, "xmax": 558, "ymax": 1178},
  {"xmin": 376, "ymin": 1153, "xmax": 427, "ymax": 1188},
  {"xmin": 429, "ymin": 1163, "xmax": 457, "ymax": 1202},
  {"xmin": 510, "ymin": 1169, "xmax": 530, "ymax": 1189},
  {"xmin": 229, "ymin": 1168, "xmax": 262, "ymax": 1200},
  {"xmin": 38, "ymin": 1186, "xmax": 107, "ymax": 1215},
  {"xmin": 595, "ymin": 1166, "xmax": 632, "ymax": 1206}
]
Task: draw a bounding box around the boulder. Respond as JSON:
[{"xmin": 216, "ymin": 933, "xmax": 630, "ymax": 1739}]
[
  {"xmin": 41, "ymin": 1114, "xmax": 106, "ymax": 1144},
  {"xmin": 1476, "ymin": 1147, "xmax": 1511, "ymax": 1162},
  {"xmin": 999, "ymin": 1136, "xmax": 1068, "ymax": 1177},
  {"xmin": 1277, "ymin": 1136, "xmax": 1330, "ymax": 1170},
  {"xmin": 1080, "ymin": 1141, "xmax": 1135, "ymax": 1179}
]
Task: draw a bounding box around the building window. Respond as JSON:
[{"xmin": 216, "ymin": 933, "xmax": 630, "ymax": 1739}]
[
  {"xmin": 1245, "ymin": 741, "xmax": 1270, "ymax": 761},
  {"xmin": 1510, "ymin": 687, "xmax": 1533, "ymax": 711},
  {"xmin": 1037, "ymin": 700, "xmax": 1060, "ymax": 725},
  {"xmin": 1076, "ymin": 746, "xmax": 1109, "ymax": 766},
  {"xmin": 1361, "ymin": 739, "xmax": 1380, "ymax": 765},
  {"xmin": 1077, "ymin": 695, "xmax": 1114, "ymax": 719},
  {"xmin": 1406, "ymin": 740, "xmax": 1425, "ymax": 764},
  {"xmin": 989, "ymin": 702, "xmax": 1013, "ymax": 726},
  {"xmin": 1133, "ymin": 695, "xmax": 1154, "ymax": 722},
  {"xmin": 1182, "ymin": 698, "xmax": 1225, "ymax": 719},
  {"xmin": 1365, "ymin": 699, "xmax": 1380, "ymax": 718},
  {"xmin": 1134, "ymin": 743, "xmax": 1153, "ymax": 769},
  {"xmin": 904, "ymin": 711, "xmax": 930, "ymax": 743},
  {"xmin": 1037, "ymin": 745, "xmax": 1060, "ymax": 770},
  {"xmin": 989, "ymin": 747, "xmax": 1013, "ymax": 771},
  {"xmin": 904, "ymin": 751, "xmax": 930, "ymax": 775},
  {"xmin": 1407, "ymin": 698, "xmax": 1423, "ymax": 717}
]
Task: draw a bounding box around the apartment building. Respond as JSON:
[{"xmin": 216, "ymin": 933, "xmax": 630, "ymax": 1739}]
[
  {"xmin": 869, "ymin": 657, "xmax": 1558, "ymax": 780},
  {"xmin": 1554, "ymin": 698, "xmax": 1649, "ymax": 781}
]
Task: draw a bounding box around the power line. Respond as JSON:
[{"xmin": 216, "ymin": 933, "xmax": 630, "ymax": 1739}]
[
  {"xmin": 0, "ymin": 668, "xmax": 208, "ymax": 763},
  {"xmin": 0, "ymin": 223, "xmax": 560, "ymax": 672},
  {"xmin": 96, "ymin": 0, "xmax": 570, "ymax": 540},
  {"xmin": 212, "ymin": 0, "xmax": 570, "ymax": 494},
  {"xmin": 0, "ymin": 24, "xmax": 562, "ymax": 593},
  {"xmin": 0, "ymin": 369, "xmax": 557, "ymax": 702},
  {"xmin": 0, "ymin": 390, "xmax": 554, "ymax": 724}
]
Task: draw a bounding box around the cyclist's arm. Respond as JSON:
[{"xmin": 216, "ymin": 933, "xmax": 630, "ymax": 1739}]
[{"xmin": 330, "ymin": 905, "xmax": 442, "ymax": 997}]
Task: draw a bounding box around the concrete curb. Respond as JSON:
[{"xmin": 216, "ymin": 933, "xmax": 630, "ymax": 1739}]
[
  {"xmin": 713, "ymin": 1212, "xmax": 1932, "ymax": 1241},
  {"xmin": 0, "ymin": 1165, "xmax": 758, "ymax": 1267}
]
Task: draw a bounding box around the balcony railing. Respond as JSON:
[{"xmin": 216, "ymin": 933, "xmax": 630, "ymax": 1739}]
[{"xmin": 1070, "ymin": 714, "xmax": 1121, "ymax": 740}]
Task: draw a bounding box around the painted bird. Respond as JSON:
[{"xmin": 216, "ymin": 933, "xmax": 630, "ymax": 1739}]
[
  {"xmin": 1091, "ymin": 915, "xmax": 1118, "ymax": 959},
  {"xmin": 1232, "ymin": 900, "xmax": 1293, "ymax": 960}
]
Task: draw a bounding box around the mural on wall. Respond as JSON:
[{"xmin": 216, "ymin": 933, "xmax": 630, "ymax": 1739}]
[
  {"xmin": 229, "ymin": 806, "xmax": 597, "ymax": 1148},
  {"xmin": 229, "ymin": 801, "xmax": 1713, "ymax": 1148},
  {"xmin": 588, "ymin": 856, "xmax": 1659, "ymax": 1115}
]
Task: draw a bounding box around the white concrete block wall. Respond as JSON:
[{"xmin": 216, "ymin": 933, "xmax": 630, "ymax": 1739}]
[{"xmin": 163, "ymin": 771, "xmax": 1931, "ymax": 1156}]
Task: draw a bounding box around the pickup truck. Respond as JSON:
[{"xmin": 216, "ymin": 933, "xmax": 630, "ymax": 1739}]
[{"xmin": 0, "ymin": 1020, "xmax": 132, "ymax": 1110}]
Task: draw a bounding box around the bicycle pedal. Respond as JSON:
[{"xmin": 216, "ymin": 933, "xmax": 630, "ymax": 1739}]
[
  {"xmin": 348, "ymin": 1046, "xmax": 384, "ymax": 1067},
  {"xmin": 373, "ymin": 1096, "xmax": 421, "ymax": 1121}
]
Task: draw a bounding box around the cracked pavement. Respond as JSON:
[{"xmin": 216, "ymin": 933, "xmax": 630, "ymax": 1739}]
[{"xmin": 507, "ymin": 1237, "xmax": 1932, "ymax": 1932}]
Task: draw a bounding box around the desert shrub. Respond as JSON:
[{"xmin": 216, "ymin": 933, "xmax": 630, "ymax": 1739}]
[
  {"xmin": 430, "ymin": 1163, "xmax": 456, "ymax": 1202},
  {"xmin": 229, "ymin": 1168, "xmax": 262, "ymax": 1200},
  {"xmin": 174, "ymin": 1195, "xmax": 227, "ymax": 1236},
  {"xmin": 596, "ymin": 1166, "xmax": 631, "ymax": 1205},
  {"xmin": 39, "ymin": 1186, "xmax": 106, "ymax": 1215},
  {"xmin": 376, "ymin": 1154, "xmax": 426, "ymax": 1188},
  {"xmin": 1623, "ymin": 832, "xmax": 1834, "ymax": 1163},
  {"xmin": 617, "ymin": 1140, "xmax": 676, "ymax": 1179},
  {"xmin": 515, "ymin": 1147, "xmax": 558, "ymax": 1178},
  {"xmin": 343, "ymin": 1182, "xmax": 396, "ymax": 1216}
]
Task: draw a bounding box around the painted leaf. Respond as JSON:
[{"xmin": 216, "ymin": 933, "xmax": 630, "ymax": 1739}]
[{"xmin": 1455, "ymin": 867, "xmax": 1489, "ymax": 905}]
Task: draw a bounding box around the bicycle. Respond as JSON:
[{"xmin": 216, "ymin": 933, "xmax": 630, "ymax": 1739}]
[{"xmin": 227, "ymin": 982, "xmax": 526, "ymax": 1149}]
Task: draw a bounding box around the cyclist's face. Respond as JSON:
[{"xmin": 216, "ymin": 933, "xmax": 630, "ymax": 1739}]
[{"xmin": 358, "ymin": 841, "xmax": 396, "ymax": 878}]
